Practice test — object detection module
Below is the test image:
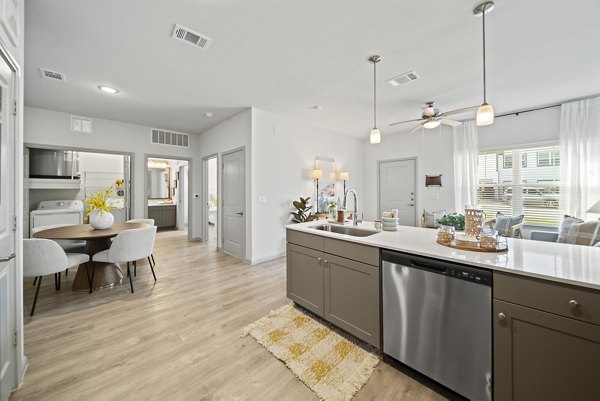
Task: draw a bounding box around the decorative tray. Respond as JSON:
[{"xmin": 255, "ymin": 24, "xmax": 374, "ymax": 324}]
[{"xmin": 436, "ymin": 237, "xmax": 508, "ymax": 253}]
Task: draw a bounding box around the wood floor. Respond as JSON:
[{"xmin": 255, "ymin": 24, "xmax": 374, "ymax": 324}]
[{"xmin": 12, "ymin": 230, "xmax": 448, "ymax": 401}]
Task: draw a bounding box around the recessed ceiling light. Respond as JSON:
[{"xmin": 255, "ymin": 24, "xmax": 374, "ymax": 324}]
[
  {"xmin": 98, "ymin": 85, "xmax": 119, "ymax": 94},
  {"xmin": 204, "ymin": 112, "xmax": 214, "ymax": 117},
  {"xmin": 312, "ymin": 105, "xmax": 323, "ymax": 111}
]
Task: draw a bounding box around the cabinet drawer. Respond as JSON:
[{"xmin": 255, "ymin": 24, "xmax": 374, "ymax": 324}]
[
  {"xmin": 286, "ymin": 229, "xmax": 324, "ymax": 251},
  {"xmin": 494, "ymin": 272, "xmax": 600, "ymax": 326},
  {"xmin": 324, "ymin": 238, "xmax": 379, "ymax": 266}
]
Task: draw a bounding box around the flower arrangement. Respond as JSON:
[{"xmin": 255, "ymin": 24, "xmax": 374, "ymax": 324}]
[
  {"xmin": 114, "ymin": 178, "xmax": 125, "ymax": 187},
  {"xmin": 84, "ymin": 185, "xmax": 116, "ymax": 218}
]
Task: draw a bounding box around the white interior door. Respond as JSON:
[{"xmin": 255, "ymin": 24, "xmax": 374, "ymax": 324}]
[
  {"xmin": 222, "ymin": 149, "xmax": 245, "ymax": 260},
  {"xmin": 379, "ymin": 159, "xmax": 417, "ymax": 226},
  {"xmin": 0, "ymin": 52, "xmax": 16, "ymax": 401}
]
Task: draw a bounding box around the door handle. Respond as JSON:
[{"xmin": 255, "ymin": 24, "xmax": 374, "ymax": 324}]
[
  {"xmin": 407, "ymin": 204, "xmax": 415, "ymax": 207},
  {"xmin": 236, "ymin": 212, "xmax": 244, "ymax": 216},
  {"xmin": 0, "ymin": 253, "xmax": 16, "ymax": 262}
]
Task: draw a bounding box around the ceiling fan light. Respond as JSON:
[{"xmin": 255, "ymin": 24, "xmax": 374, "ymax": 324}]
[
  {"xmin": 476, "ymin": 103, "xmax": 495, "ymax": 126},
  {"xmin": 423, "ymin": 120, "xmax": 441, "ymax": 129},
  {"xmin": 370, "ymin": 128, "xmax": 381, "ymax": 144}
]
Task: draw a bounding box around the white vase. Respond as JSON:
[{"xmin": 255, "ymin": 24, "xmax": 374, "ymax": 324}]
[{"xmin": 89, "ymin": 209, "xmax": 114, "ymax": 230}]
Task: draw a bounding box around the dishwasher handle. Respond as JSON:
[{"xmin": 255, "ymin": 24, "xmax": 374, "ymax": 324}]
[{"xmin": 410, "ymin": 260, "xmax": 447, "ymax": 274}]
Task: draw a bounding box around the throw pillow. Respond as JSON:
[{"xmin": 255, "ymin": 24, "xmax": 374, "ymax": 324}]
[
  {"xmin": 557, "ymin": 215, "xmax": 600, "ymax": 246},
  {"xmin": 423, "ymin": 209, "xmax": 447, "ymax": 228},
  {"xmin": 493, "ymin": 212, "xmax": 524, "ymax": 237}
]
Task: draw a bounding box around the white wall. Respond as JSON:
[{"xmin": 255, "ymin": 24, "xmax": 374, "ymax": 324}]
[
  {"xmin": 24, "ymin": 106, "xmax": 200, "ymax": 238},
  {"xmin": 195, "ymin": 108, "xmax": 252, "ymax": 260},
  {"xmin": 78, "ymin": 151, "xmax": 123, "ymax": 174},
  {"xmin": 251, "ymin": 108, "xmax": 365, "ymax": 263},
  {"xmin": 478, "ymin": 107, "xmax": 560, "ymax": 150},
  {"xmin": 363, "ymin": 126, "xmax": 456, "ymax": 222}
]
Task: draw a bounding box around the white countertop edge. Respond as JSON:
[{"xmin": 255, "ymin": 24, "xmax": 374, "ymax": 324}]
[{"xmin": 286, "ymin": 221, "xmax": 600, "ymax": 291}]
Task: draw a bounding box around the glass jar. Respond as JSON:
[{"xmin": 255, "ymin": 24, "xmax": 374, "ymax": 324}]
[
  {"xmin": 480, "ymin": 229, "xmax": 498, "ymax": 249},
  {"xmin": 437, "ymin": 225, "xmax": 455, "ymax": 243}
]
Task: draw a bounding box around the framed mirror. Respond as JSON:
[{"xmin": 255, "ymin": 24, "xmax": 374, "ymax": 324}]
[{"xmin": 148, "ymin": 167, "xmax": 171, "ymax": 199}]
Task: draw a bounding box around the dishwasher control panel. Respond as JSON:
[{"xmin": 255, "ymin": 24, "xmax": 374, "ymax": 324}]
[{"xmin": 448, "ymin": 267, "xmax": 492, "ymax": 285}]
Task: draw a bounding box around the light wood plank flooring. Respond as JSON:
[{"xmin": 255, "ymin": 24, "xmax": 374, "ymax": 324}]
[{"xmin": 12, "ymin": 230, "xmax": 448, "ymax": 401}]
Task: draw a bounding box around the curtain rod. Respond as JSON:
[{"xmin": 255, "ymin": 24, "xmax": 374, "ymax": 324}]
[{"xmin": 495, "ymin": 103, "xmax": 560, "ymax": 119}]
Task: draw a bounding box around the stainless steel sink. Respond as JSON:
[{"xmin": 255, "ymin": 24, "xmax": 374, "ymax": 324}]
[{"xmin": 310, "ymin": 224, "xmax": 378, "ymax": 237}]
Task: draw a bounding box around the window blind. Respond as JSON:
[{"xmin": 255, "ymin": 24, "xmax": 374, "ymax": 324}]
[{"xmin": 477, "ymin": 145, "xmax": 560, "ymax": 226}]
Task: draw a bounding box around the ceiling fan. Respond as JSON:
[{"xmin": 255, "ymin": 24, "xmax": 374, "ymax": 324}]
[{"xmin": 389, "ymin": 101, "xmax": 476, "ymax": 134}]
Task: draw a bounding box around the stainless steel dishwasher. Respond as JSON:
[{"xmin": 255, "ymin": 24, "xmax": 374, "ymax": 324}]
[{"xmin": 382, "ymin": 250, "xmax": 492, "ymax": 401}]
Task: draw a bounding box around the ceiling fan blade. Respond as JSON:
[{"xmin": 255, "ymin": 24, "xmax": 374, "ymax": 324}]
[
  {"xmin": 441, "ymin": 118, "xmax": 462, "ymax": 127},
  {"xmin": 407, "ymin": 124, "xmax": 424, "ymax": 134},
  {"xmin": 442, "ymin": 105, "xmax": 478, "ymax": 117},
  {"xmin": 389, "ymin": 118, "xmax": 423, "ymax": 127}
]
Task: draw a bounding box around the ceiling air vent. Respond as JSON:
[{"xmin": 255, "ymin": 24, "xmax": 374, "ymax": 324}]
[
  {"xmin": 171, "ymin": 24, "xmax": 212, "ymax": 49},
  {"xmin": 40, "ymin": 68, "xmax": 66, "ymax": 82},
  {"xmin": 386, "ymin": 70, "xmax": 419, "ymax": 87},
  {"xmin": 151, "ymin": 128, "xmax": 189, "ymax": 148}
]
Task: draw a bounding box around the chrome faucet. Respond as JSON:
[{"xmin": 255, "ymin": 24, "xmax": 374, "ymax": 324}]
[{"xmin": 343, "ymin": 189, "xmax": 361, "ymax": 227}]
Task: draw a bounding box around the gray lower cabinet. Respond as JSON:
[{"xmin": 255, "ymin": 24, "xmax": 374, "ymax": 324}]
[
  {"xmin": 287, "ymin": 243, "xmax": 324, "ymax": 316},
  {"xmin": 286, "ymin": 229, "xmax": 380, "ymax": 348},
  {"xmin": 494, "ymin": 272, "xmax": 600, "ymax": 401},
  {"xmin": 324, "ymin": 253, "xmax": 380, "ymax": 348},
  {"xmin": 148, "ymin": 205, "xmax": 177, "ymax": 228}
]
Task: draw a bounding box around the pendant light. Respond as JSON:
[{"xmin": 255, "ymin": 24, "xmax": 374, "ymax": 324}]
[
  {"xmin": 369, "ymin": 55, "xmax": 382, "ymax": 144},
  {"xmin": 474, "ymin": 1, "xmax": 495, "ymax": 126}
]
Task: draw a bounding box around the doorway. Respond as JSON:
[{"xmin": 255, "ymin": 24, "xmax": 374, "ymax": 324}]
[
  {"xmin": 221, "ymin": 148, "xmax": 245, "ymax": 260},
  {"xmin": 203, "ymin": 155, "xmax": 218, "ymax": 245},
  {"xmin": 378, "ymin": 158, "xmax": 417, "ymax": 226},
  {"xmin": 145, "ymin": 157, "xmax": 190, "ymax": 234}
]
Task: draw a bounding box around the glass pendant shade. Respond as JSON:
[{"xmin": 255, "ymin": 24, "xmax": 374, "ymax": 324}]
[
  {"xmin": 476, "ymin": 103, "xmax": 495, "ymax": 126},
  {"xmin": 370, "ymin": 128, "xmax": 381, "ymax": 144},
  {"xmin": 423, "ymin": 120, "xmax": 441, "ymax": 129}
]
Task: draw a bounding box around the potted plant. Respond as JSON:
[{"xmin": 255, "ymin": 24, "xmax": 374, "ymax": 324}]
[
  {"xmin": 437, "ymin": 213, "xmax": 465, "ymax": 231},
  {"xmin": 85, "ymin": 186, "xmax": 116, "ymax": 229},
  {"xmin": 290, "ymin": 197, "xmax": 316, "ymax": 223}
]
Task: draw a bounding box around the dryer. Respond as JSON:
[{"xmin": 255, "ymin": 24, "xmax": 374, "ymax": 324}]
[{"xmin": 29, "ymin": 200, "xmax": 84, "ymax": 236}]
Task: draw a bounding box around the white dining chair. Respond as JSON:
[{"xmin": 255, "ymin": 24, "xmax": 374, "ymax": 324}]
[
  {"xmin": 23, "ymin": 239, "xmax": 89, "ymax": 316},
  {"xmin": 31, "ymin": 223, "xmax": 87, "ymax": 286},
  {"xmin": 126, "ymin": 219, "xmax": 157, "ymax": 274},
  {"xmin": 92, "ymin": 226, "xmax": 158, "ymax": 293}
]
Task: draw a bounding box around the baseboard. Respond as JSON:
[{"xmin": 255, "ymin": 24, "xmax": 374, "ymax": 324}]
[{"xmin": 250, "ymin": 252, "xmax": 286, "ymax": 265}]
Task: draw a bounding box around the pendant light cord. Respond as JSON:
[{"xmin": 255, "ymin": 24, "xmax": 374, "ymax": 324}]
[
  {"xmin": 482, "ymin": 7, "xmax": 487, "ymax": 104},
  {"xmin": 373, "ymin": 59, "xmax": 377, "ymax": 128}
]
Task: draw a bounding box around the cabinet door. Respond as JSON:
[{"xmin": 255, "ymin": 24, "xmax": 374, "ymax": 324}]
[
  {"xmin": 324, "ymin": 253, "xmax": 380, "ymax": 348},
  {"xmin": 148, "ymin": 207, "xmax": 162, "ymax": 228},
  {"xmin": 287, "ymin": 243, "xmax": 324, "ymax": 316},
  {"xmin": 494, "ymin": 299, "xmax": 600, "ymax": 401},
  {"xmin": 163, "ymin": 206, "xmax": 177, "ymax": 227}
]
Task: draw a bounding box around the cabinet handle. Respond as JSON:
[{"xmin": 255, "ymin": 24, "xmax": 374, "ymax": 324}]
[
  {"xmin": 498, "ymin": 312, "xmax": 506, "ymax": 320},
  {"xmin": 569, "ymin": 299, "xmax": 579, "ymax": 308}
]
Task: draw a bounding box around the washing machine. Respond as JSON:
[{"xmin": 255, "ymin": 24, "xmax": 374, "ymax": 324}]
[{"xmin": 29, "ymin": 200, "xmax": 84, "ymax": 236}]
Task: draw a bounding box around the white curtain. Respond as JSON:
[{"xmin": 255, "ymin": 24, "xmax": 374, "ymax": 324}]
[
  {"xmin": 452, "ymin": 121, "xmax": 479, "ymax": 212},
  {"xmin": 559, "ymin": 96, "xmax": 600, "ymax": 219}
]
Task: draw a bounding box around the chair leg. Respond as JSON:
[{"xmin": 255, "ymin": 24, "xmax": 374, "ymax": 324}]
[
  {"xmin": 31, "ymin": 276, "xmax": 42, "ymax": 317},
  {"xmin": 151, "ymin": 254, "xmax": 156, "ymax": 266},
  {"xmin": 88, "ymin": 263, "xmax": 96, "ymax": 294},
  {"xmin": 134, "ymin": 261, "xmax": 137, "ymax": 277},
  {"xmin": 58, "ymin": 271, "xmax": 61, "ymax": 291},
  {"xmin": 148, "ymin": 257, "xmax": 157, "ymax": 282},
  {"xmin": 33, "ymin": 276, "xmax": 37, "ymax": 287},
  {"xmin": 65, "ymin": 268, "xmax": 69, "ymax": 276},
  {"xmin": 127, "ymin": 263, "xmax": 134, "ymax": 293}
]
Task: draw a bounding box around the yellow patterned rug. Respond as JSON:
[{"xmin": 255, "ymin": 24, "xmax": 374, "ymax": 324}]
[{"xmin": 241, "ymin": 304, "xmax": 380, "ymax": 401}]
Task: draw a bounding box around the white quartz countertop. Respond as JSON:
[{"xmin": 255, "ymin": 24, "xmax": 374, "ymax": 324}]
[{"xmin": 287, "ymin": 221, "xmax": 600, "ymax": 291}]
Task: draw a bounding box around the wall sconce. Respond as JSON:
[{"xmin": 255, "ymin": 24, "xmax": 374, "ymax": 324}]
[
  {"xmin": 339, "ymin": 171, "xmax": 349, "ymax": 195},
  {"xmin": 311, "ymin": 169, "xmax": 323, "ymax": 212}
]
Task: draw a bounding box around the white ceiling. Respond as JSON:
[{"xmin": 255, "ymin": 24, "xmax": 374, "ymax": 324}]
[{"xmin": 24, "ymin": 0, "xmax": 600, "ymax": 137}]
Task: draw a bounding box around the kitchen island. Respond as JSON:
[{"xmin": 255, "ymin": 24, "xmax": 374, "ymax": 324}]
[{"xmin": 286, "ymin": 221, "xmax": 600, "ymax": 401}]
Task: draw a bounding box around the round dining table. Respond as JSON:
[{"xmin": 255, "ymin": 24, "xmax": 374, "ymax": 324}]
[{"xmin": 33, "ymin": 222, "xmax": 150, "ymax": 291}]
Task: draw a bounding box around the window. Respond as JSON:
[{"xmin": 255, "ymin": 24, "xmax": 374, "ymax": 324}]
[
  {"xmin": 477, "ymin": 145, "xmax": 560, "ymax": 226},
  {"xmin": 537, "ymin": 150, "xmax": 560, "ymax": 167},
  {"xmin": 501, "ymin": 153, "xmax": 527, "ymax": 169}
]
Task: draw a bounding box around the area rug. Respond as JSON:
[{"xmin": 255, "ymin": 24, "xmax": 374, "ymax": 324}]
[{"xmin": 241, "ymin": 304, "xmax": 380, "ymax": 401}]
